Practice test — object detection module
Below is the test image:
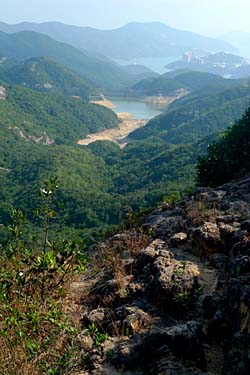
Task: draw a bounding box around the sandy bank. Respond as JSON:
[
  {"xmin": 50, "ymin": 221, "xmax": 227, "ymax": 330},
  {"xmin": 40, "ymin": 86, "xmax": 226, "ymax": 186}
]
[
  {"xmin": 90, "ymin": 95, "xmax": 115, "ymax": 109},
  {"xmin": 77, "ymin": 113, "xmax": 146, "ymax": 147}
]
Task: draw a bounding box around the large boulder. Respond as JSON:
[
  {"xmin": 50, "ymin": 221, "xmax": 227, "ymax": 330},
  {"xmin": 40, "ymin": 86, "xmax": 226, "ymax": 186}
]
[{"xmin": 190, "ymin": 222, "xmax": 222, "ymax": 256}]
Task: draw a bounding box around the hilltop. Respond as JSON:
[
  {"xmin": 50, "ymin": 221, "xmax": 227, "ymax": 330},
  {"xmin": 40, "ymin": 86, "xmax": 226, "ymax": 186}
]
[
  {"xmin": 0, "ymin": 57, "xmax": 96, "ymax": 98},
  {"xmin": 131, "ymin": 71, "xmax": 240, "ymax": 97},
  {"xmin": 130, "ymin": 81, "xmax": 250, "ymax": 143},
  {"xmin": 0, "ymin": 30, "xmax": 141, "ymax": 90}
]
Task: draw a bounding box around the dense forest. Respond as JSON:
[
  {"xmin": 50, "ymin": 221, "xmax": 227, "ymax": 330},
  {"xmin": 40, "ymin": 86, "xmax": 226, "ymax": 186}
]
[
  {"xmin": 130, "ymin": 83, "xmax": 250, "ymax": 143},
  {"xmin": 197, "ymin": 105, "xmax": 250, "ymax": 186},
  {"xmin": 0, "ymin": 57, "xmax": 96, "ymax": 98},
  {"xmin": 0, "ymin": 85, "xmax": 119, "ymax": 144},
  {"xmin": 1, "ymin": 29, "xmax": 250, "ymax": 245}
]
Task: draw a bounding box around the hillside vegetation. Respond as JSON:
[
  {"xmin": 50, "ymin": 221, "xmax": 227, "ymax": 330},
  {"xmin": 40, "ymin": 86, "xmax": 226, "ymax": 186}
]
[
  {"xmin": 0, "ymin": 57, "xmax": 96, "ymax": 98},
  {"xmin": 1, "ymin": 71, "xmax": 250, "ymax": 243},
  {"xmin": 0, "ymin": 84, "xmax": 119, "ymax": 145},
  {"xmin": 0, "ymin": 30, "xmax": 139, "ymax": 90},
  {"xmin": 131, "ymin": 71, "xmax": 242, "ymax": 97},
  {"xmin": 197, "ymin": 105, "xmax": 250, "ymax": 186},
  {"xmin": 130, "ymin": 83, "xmax": 250, "ymax": 143}
]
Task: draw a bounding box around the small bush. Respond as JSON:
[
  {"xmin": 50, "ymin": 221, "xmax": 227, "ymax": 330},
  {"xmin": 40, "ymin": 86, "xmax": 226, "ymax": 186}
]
[{"xmin": 0, "ymin": 178, "xmax": 87, "ymax": 375}]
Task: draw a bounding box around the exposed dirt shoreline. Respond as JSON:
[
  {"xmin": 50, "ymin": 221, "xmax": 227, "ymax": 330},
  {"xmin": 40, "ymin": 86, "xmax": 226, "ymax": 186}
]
[
  {"xmin": 77, "ymin": 112, "xmax": 146, "ymax": 147},
  {"xmin": 78, "ymin": 91, "xmax": 188, "ymax": 147}
]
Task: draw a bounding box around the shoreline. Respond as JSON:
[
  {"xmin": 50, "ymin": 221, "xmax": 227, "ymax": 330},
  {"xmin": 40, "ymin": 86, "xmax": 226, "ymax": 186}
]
[
  {"xmin": 77, "ymin": 112, "xmax": 146, "ymax": 147},
  {"xmin": 81, "ymin": 91, "xmax": 187, "ymax": 147},
  {"xmin": 90, "ymin": 94, "xmax": 115, "ymax": 109}
]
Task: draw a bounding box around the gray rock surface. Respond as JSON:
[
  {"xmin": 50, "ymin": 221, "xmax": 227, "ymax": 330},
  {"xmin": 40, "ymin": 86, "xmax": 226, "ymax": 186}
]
[{"xmin": 77, "ymin": 175, "xmax": 250, "ymax": 374}]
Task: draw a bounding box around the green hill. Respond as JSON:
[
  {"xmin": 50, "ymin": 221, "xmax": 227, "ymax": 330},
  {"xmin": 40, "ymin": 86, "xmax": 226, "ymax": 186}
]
[
  {"xmin": 197, "ymin": 105, "xmax": 250, "ymax": 186},
  {"xmin": 0, "ymin": 30, "xmax": 135, "ymax": 90},
  {"xmin": 169, "ymin": 71, "xmax": 241, "ymax": 92},
  {"xmin": 1, "ymin": 65, "xmax": 250, "ymax": 244},
  {"xmin": 132, "ymin": 71, "xmax": 242, "ymax": 97},
  {"xmin": 0, "ymin": 57, "xmax": 96, "ymax": 98},
  {"xmin": 0, "ymin": 82, "xmax": 210, "ymax": 242},
  {"xmin": 132, "ymin": 76, "xmax": 184, "ymax": 96},
  {"xmin": 0, "ymin": 84, "xmax": 119, "ymax": 145},
  {"xmin": 129, "ymin": 83, "xmax": 250, "ymax": 144}
]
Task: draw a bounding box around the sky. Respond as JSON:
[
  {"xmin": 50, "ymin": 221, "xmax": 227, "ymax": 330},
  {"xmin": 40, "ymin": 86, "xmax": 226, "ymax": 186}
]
[{"xmin": 1, "ymin": 0, "xmax": 250, "ymax": 37}]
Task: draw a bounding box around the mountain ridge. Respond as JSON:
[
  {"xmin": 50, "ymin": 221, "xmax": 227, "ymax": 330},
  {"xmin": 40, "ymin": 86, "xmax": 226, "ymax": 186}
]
[
  {"xmin": 0, "ymin": 21, "xmax": 235, "ymax": 59},
  {"xmin": 0, "ymin": 30, "xmax": 138, "ymax": 90}
]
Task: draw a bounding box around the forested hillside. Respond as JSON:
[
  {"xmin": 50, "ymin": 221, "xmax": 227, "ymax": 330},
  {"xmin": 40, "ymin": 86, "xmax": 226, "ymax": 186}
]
[
  {"xmin": 197, "ymin": 105, "xmax": 250, "ymax": 186},
  {"xmin": 131, "ymin": 71, "xmax": 242, "ymax": 96},
  {"xmin": 0, "ymin": 57, "xmax": 96, "ymax": 98},
  {"xmin": 1, "ymin": 27, "xmax": 250, "ymax": 246},
  {"xmin": 1, "ymin": 67, "xmax": 250, "ymax": 244},
  {"xmin": 0, "ymin": 84, "xmax": 119, "ymax": 145},
  {"xmin": 0, "ymin": 30, "xmax": 139, "ymax": 90},
  {"xmin": 130, "ymin": 83, "xmax": 250, "ymax": 143}
]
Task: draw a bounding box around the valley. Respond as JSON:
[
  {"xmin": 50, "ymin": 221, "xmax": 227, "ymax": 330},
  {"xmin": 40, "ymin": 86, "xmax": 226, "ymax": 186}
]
[
  {"xmin": 1, "ymin": 14, "xmax": 250, "ymax": 375},
  {"xmin": 78, "ymin": 112, "xmax": 147, "ymax": 147},
  {"xmin": 82, "ymin": 89, "xmax": 189, "ymax": 146},
  {"xmin": 81, "ymin": 95, "xmax": 163, "ymax": 146}
]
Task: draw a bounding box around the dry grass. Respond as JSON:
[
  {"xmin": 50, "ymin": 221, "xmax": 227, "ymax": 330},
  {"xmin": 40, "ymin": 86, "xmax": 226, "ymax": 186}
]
[
  {"xmin": 91, "ymin": 228, "xmax": 148, "ymax": 276},
  {"xmin": 186, "ymin": 199, "xmax": 219, "ymax": 226},
  {"xmin": 0, "ymin": 253, "xmax": 82, "ymax": 375}
]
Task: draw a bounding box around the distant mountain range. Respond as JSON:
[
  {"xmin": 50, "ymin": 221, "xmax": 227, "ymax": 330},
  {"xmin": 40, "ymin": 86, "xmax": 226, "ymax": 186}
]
[
  {"xmin": 0, "ymin": 21, "xmax": 235, "ymax": 60},
  {"xmin": 0, "ymin": 30, "xmax": 155, "ymax": 90}
]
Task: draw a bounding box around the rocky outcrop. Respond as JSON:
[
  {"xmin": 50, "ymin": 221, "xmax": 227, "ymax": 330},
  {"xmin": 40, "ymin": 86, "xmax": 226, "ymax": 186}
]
[
  {"xmin": 76, "ymin": 176, "xmax": 250, "ymax": 375},
  {"xmin": 0, "ymin": 85, "xmax": 7, "ymax": 100}
]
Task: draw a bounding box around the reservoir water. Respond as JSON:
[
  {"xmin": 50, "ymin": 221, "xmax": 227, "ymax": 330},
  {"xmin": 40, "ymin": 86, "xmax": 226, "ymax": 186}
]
[
  {"xmin": 114, "ymin": 56, "xmax": 181, "ymax": 74},
  {"xmin": 110, "ymin": 98, "xmax": 163, "ymax": 120}
]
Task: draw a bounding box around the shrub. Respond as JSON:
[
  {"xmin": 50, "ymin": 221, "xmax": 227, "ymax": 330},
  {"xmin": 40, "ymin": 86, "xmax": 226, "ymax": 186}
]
[
  {"xmin": 197, "ymin": 106, "xmax": 250, "ymax": 187},
  {"xmin": 0, "ymin": 178, "xmax": 87, "ymax": 375}
]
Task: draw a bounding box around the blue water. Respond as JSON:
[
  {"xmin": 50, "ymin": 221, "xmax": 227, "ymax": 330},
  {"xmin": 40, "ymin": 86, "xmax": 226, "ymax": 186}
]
[
  {"xmin": 114, "ymin": 56, "xmax": 181, "ymax": 74},
  {"xmin": 110, "ymin": 98, "xmax": 163, "ymax": 120}
]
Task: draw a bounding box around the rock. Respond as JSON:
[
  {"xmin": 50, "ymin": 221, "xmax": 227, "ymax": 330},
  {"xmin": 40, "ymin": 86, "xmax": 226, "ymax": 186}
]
[
  {"xmin": 216, "ymin": 215, "xmax": 233, "ymax": 224},
  {"xmin": 170, "ymin": 232, "xmax": 188, "ymax": 245},
  {"xmin": 149, "ymin": 252, "xmax": 199, "ymax": 314},
  {"xmin": 123, "ymin": 306, "xmax": 152, "ymax": 334},
  {"xmin": 78, "ymin": 334, "xmax": 94, "ymax": 351},
  {"xmin": 134, "ymin": 240, "xmax": 164, "ymax": 272},
  {"xmin": 209, "ymin": 253, "xmax": 228, "ymax": 269},
  {"xmin": 114, "ymin": 321, "xmax": 206, "ymax": 371},
  {"xmin": 203, "ymin": 295, "xmax": 221, "ymax": 319},
  {"xmin": 231, "ymin": 239, "xmax": 250, "ymax": 256},
  {"xmin": 239, "ymin": 177, "xmax": 250, "ymax": 186},
  {"xmin": 191, "ymin": 222, "xmax": 221, "ymax": 256},
  {"xmin": 230, "ymin": 256, "xmax": 250, "ymax": 276},
  {"xmin": 219, "ymin": 224, "xmax": 236, "ymax": 242},
  {"xmin": 207, "ymin": 190, "xmax": 226, "ymax": 202},
  {"xmin": 241, "ymin": 220, "xmax": 250, "ymax": 232},
  {"xmin": 82, "ymin": 308, "xmax": 106, "ymax": 326},
  {"xmin": 81, "ymin": 175, "xmax": 250, "ymax": 375},
  {"xmin": 226, "ymin": 332, "xmax": 250, "ymax": 375},
  {"xmin": 233, "ymin": 222, "xmax": 241, "ymax": 228}
]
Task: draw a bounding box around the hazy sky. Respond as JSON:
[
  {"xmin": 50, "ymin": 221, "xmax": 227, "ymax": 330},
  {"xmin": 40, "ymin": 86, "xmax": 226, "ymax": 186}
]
[{"xmin": 1, "ymin": 0, "xmax": 250, "ymax": 36}]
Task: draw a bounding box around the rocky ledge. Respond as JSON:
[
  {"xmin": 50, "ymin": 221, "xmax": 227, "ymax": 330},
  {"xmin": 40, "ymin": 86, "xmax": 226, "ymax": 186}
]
[{"xmin": 75, "ymin": 176, "xmax": 250, "ymax": 374}]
